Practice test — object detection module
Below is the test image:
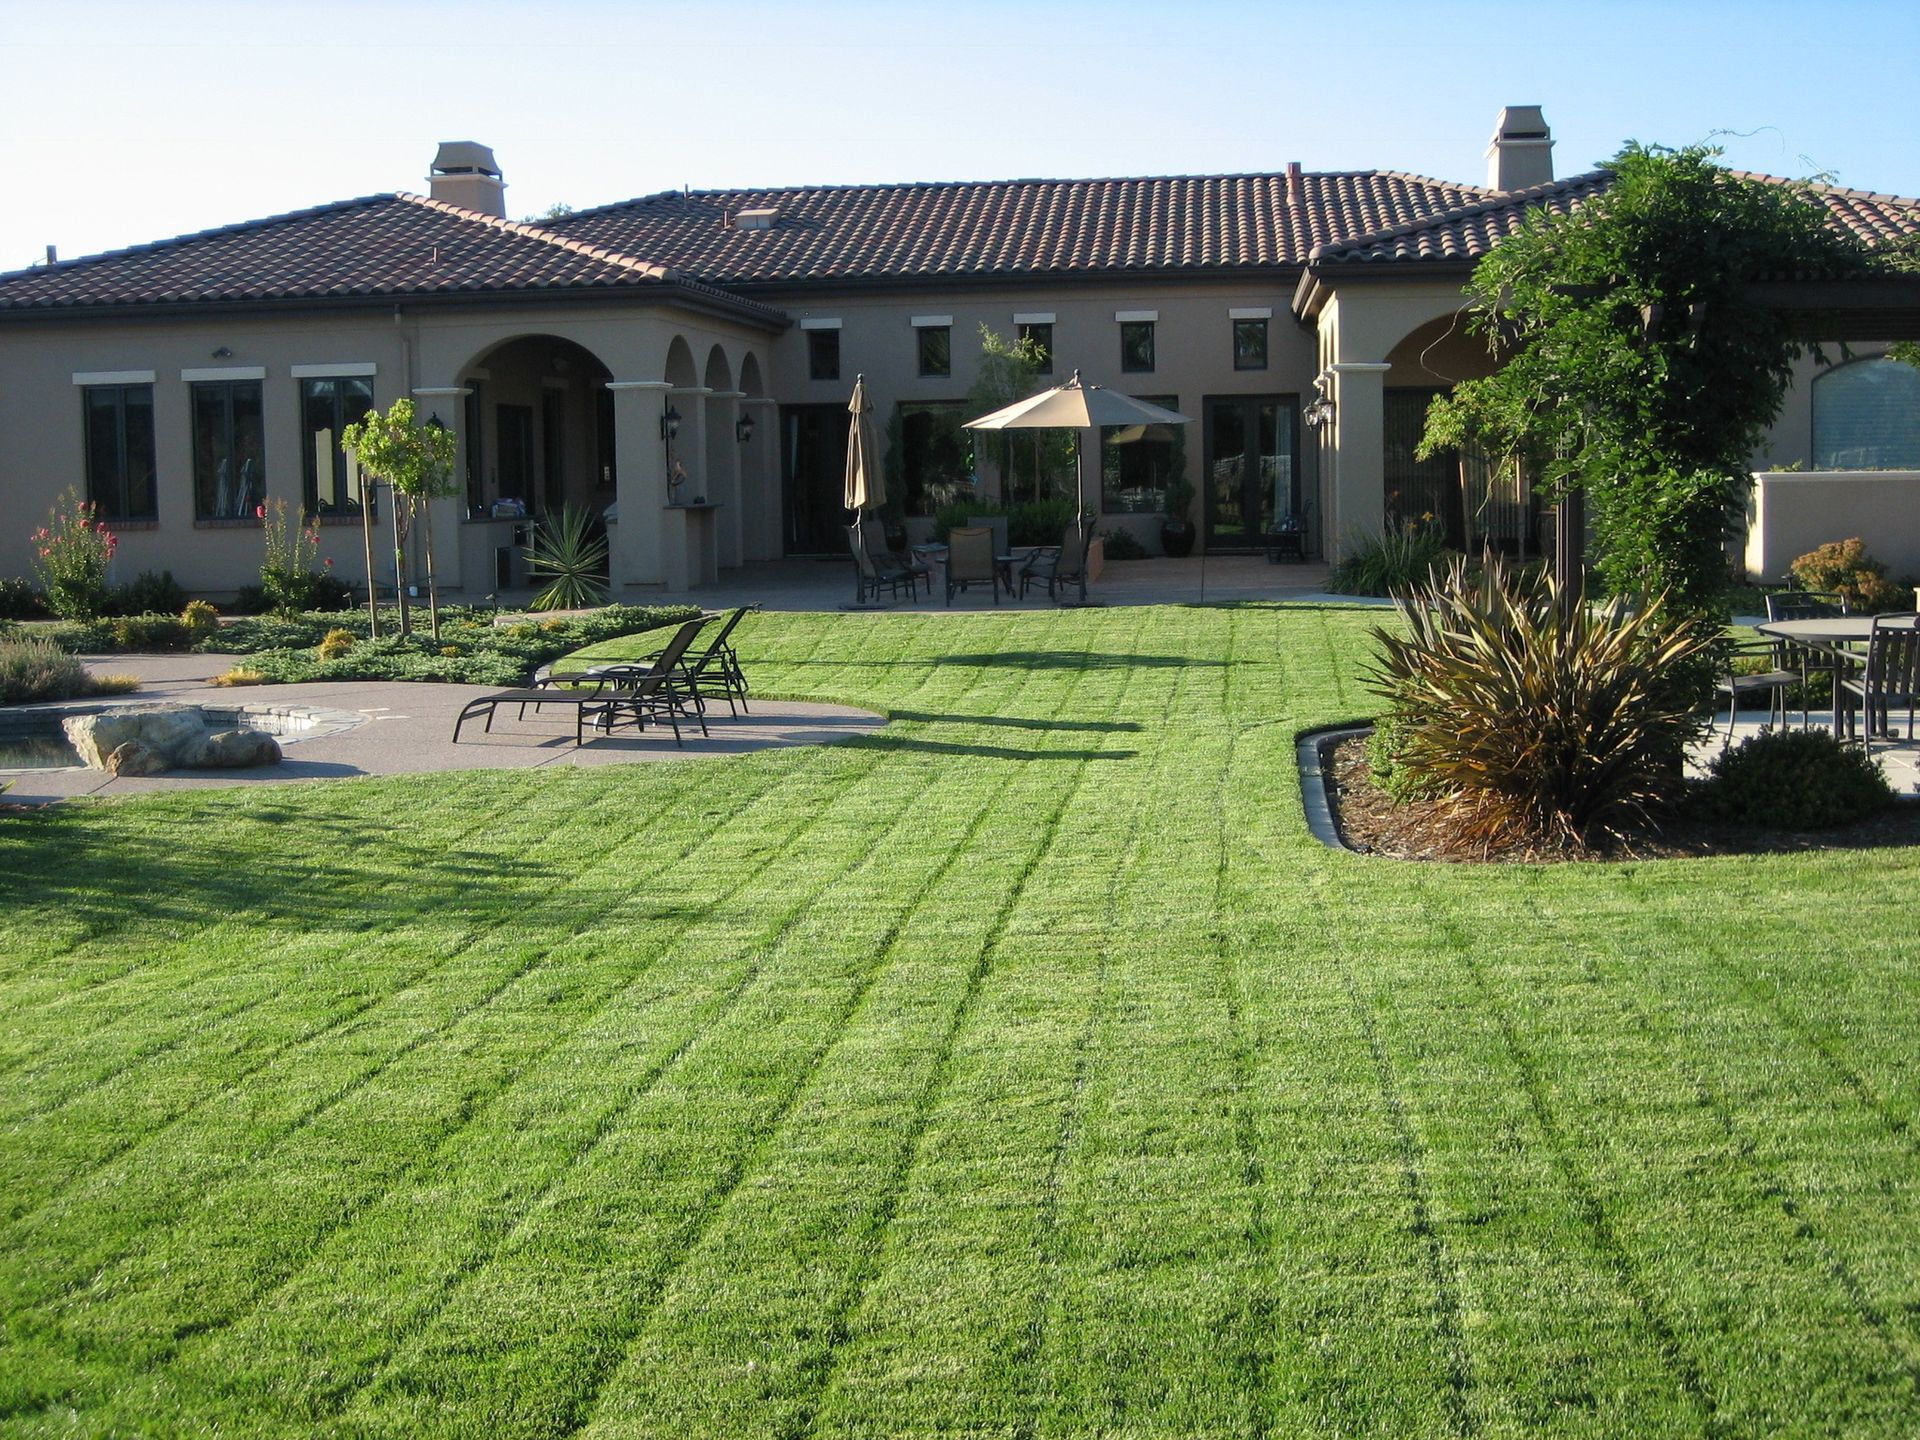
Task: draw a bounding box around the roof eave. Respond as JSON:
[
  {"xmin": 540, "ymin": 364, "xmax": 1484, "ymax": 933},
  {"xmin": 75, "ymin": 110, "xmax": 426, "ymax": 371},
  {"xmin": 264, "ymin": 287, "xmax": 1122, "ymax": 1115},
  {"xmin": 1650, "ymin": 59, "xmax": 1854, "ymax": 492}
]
[{"xmin": 0, "ymin": 278, "xmax": 789, "ymax": 332}]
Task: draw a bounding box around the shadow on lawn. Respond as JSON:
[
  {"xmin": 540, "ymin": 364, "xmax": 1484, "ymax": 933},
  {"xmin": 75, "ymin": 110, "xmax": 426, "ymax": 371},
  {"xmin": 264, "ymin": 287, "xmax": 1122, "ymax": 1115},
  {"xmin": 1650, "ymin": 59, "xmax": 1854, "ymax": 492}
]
[
  {"xmin": 845, "ymin": 734, "xmax": 1136, "ymax": 762},
  {"xmin": 768, "ymin": 651, "xmax": 1226, "ymax": 671},
  {"xmin": 887, "ymin": 709, "xmax": 1142, "ymax": 733},
  {"xmin": 0, "ymin": 805, "xmax": 572, "ymax": 942}
]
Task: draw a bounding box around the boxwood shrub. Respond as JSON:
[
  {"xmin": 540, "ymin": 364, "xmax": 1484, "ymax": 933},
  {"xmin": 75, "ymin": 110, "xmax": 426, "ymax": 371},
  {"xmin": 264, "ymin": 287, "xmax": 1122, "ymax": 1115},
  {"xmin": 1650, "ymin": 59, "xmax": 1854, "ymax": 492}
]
[{"xmin": 1692, "ymin": 728, "xmax": 1895, "ymax": 829}]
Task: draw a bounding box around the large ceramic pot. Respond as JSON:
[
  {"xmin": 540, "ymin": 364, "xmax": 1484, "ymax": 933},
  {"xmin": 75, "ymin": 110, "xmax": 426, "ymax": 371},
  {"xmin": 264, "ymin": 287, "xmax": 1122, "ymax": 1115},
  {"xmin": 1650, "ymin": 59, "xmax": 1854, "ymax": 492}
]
[{"xmin": 1160, "ymin": 520, "xmax": 1196, "ymax": 558}]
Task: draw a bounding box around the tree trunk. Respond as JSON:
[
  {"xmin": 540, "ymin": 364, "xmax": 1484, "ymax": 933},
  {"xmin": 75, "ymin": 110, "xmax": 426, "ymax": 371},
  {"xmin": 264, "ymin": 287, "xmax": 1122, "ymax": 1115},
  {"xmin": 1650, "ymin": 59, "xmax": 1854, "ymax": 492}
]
[
  {"xmin": 422, "ymin": 496, "xmax": 441, "ymax": 641},
  {"xmin": 360, "ymin": 483, "xmax": 380, "ymax": 640},
  {"xmin": 393, "ymin": 499, "xmax": 412, "ymax": 637}
]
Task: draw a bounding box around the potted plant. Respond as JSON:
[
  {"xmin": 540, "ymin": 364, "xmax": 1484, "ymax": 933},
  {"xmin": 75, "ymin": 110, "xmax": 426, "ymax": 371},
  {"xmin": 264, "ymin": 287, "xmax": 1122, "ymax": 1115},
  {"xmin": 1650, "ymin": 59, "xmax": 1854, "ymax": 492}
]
[{"xmin": 1160, "ymin": 476, "xmax": 1197, "ymax": 558}]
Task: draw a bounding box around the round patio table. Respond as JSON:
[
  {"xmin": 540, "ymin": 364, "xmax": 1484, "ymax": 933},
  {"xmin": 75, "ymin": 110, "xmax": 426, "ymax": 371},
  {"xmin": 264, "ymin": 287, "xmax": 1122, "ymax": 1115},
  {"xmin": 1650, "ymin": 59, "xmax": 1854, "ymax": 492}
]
[{"xmin": 1754, "ymin": 616, "xmax": 1878, "ymax": 733}]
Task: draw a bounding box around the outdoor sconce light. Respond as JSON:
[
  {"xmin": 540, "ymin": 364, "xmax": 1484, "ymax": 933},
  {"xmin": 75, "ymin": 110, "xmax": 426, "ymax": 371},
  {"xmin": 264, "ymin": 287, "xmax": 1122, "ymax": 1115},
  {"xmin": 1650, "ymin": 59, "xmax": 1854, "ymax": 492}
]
[
  {"xmin": 735, "ymin": 413, "xmax": 755, "ymax": 445},
  {"xmin": 426, "ymin": 412, "xmax": 446, "ymax": 431},
  {"xmin": 1303, "ymin": 375, "xmax": 1335, "ymax": 431},
  {"xmin": 660, "ymin": 403, "xmax": 681, "ymax": 444}
]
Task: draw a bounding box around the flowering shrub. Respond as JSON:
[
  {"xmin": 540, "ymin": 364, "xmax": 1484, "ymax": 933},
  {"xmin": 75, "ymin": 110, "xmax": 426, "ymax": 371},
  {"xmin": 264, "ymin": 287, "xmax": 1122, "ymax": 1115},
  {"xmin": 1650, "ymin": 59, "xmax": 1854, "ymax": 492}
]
[
  {"xmin": 258, "ymin": 501, "xmax": 333, "ymax": 614},
  {"xmin": 32, "ymin": 489, "xmax": 117, "ymax": 619}
]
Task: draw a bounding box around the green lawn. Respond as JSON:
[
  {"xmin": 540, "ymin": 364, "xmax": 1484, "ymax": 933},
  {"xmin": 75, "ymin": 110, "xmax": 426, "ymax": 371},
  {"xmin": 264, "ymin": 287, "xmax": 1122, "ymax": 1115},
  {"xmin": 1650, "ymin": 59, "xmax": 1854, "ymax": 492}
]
[{"xmin": 1, "ymin": 605, "xmax": 1916, "ymax": 1439}]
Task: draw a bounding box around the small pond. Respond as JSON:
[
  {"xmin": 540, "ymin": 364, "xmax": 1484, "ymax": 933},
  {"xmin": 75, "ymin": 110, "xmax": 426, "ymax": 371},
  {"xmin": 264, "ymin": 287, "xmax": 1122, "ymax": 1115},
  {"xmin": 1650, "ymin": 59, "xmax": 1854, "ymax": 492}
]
[{"xmin": 0, "ymin": 735, "xmax": 84, "ymax": 771}]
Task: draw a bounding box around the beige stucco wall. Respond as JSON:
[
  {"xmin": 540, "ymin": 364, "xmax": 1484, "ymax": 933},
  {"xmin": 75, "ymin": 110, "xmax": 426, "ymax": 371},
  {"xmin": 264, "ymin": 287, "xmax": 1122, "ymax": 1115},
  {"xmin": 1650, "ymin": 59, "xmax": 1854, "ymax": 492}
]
[
  {"xmin": 1745, "ymin": 470, "xmax": 1920, "ymax": 583},
  {"xmin": 0, "ymin": 300, "xmax": 779, "ymax": 596},
  {"xmin": 752, "ymin": 279, "xmax": 1316, "ymax": 550}
]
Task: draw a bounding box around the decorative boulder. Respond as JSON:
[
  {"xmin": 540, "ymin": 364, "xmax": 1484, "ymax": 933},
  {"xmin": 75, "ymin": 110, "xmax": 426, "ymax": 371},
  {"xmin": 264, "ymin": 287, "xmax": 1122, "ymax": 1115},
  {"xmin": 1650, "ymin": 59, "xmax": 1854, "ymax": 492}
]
[
  {"xmin": 180, "ymin": 729, "xmax": 283, "ymax": 769},
  {"xmin": 104, "ymin": 740, "xmax": 169, "ymax": 777},
  {"xmin": 64, "ymin": 705, "xmax": 207, "ymax": 770},
  {"xmin": 63, "ymin": 703, "xmax": 283, "ymax": 774}
]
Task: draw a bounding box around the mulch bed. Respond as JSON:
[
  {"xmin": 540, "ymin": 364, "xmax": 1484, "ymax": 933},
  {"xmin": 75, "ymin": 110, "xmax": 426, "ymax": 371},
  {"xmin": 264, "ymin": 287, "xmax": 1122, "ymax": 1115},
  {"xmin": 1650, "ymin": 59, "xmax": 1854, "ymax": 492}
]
[{"xmin": 1324, "ymin": 733, "xmax": 1920, "ymax": 863}]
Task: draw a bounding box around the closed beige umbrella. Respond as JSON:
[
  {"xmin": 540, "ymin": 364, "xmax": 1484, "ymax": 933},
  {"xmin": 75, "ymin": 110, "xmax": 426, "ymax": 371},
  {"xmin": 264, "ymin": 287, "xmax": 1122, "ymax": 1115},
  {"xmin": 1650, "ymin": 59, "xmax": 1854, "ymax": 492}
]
[{"xmin": 845, "ymin": 374, "xmax": 877, "ymax": 528}]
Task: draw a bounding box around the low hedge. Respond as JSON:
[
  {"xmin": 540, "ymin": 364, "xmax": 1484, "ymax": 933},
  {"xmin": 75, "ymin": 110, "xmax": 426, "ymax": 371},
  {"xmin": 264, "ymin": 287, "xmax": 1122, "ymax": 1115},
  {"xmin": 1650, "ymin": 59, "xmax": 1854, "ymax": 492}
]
[{"xmin": 206, "ymin": 603, "xmax": 701, "ymax": 686}]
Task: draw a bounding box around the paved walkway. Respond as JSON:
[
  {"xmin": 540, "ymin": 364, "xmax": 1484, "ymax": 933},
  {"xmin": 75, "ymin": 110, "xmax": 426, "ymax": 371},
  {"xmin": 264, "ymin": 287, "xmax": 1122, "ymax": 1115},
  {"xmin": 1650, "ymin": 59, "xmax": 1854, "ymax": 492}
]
[{"xmin": 3, "ymin": 653, "xmax": 883, "ymax": 805}]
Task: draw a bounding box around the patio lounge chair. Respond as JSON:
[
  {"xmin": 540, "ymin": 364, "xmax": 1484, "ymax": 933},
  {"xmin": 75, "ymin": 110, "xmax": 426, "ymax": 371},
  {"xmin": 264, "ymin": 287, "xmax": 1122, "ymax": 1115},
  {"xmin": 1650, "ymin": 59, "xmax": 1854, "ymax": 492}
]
[
  {"xmin": 1765, "ymin": 590, "xmax": 1851, "ymax": 727},
  {"xmin": 635, "ymin": 604, "xmax": 756, "ymax": 717},
  {"xmin": 453, "ymin": 615, "xmax": 711, "ymax": 747},
  {"xmin": 847, "ymin": 525, "xmax": 920, "ymax": 604},
  {"xmin": 945, "ymin": 526, "xmax": 1000, "ymax": 605},
  {"xmin": 1838, "ymin": 612, "xmax": 1920, "ymax": 751}
]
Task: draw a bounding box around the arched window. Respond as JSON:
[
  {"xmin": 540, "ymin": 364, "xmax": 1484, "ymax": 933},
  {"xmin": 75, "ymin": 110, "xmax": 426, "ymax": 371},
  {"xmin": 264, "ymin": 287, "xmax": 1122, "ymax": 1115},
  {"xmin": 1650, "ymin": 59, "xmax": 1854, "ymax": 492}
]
[{"xmin": 1811, "ymin": 358, "xmax": 1920, "ymax": 470}]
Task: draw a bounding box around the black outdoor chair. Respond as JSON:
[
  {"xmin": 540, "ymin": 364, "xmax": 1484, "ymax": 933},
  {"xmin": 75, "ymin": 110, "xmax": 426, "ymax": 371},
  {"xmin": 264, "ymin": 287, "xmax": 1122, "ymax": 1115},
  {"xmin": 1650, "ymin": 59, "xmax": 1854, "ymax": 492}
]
[
  {"xmin": 1019, "ymin": 520, "xmax": 1097, "ymax": 603},
  {"xmin": 1764, "ymin": 590, "xmax": 1851, "ymax": 727},
  {"xmin": 945, "ymin": 526, "xmax": 1001, "ymax": 605},
  {"xmin": 456, "ymin": 615, "xmax": 711, "ymax": 746},
  {"xmin": 638, "ymin": 604, "xmax": 756, "ymax": 718},
  {"xmin": 864, "ymin": 527, "xmax": 929, "ymax": 599},
  {"xmin": 847, "ymin": 525, "xmax": 919, "ymax": 604},
  {"xmin": 1838, "ymin": 612, "xmax": 1920, "ymax": 752},
  {"xmin": 1713, "ymin": 637, "xmax": 1797, "ymax": 743}
]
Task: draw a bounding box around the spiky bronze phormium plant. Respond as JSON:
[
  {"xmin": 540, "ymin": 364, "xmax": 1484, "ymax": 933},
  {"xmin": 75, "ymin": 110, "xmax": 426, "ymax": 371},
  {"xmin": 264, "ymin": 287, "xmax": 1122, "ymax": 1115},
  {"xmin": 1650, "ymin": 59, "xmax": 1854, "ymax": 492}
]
[
  {"xmin": 1366, "ymin": 554, "xmax": 1715, "ymax": 854},
  {"xmin": 524, "ymin": 505, "xmax": 610, "ymax": 612}
]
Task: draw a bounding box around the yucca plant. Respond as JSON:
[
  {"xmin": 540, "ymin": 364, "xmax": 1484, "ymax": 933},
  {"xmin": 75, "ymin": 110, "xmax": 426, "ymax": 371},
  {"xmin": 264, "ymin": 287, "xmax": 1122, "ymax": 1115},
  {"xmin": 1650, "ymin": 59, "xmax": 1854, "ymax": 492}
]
[
  {"xmin": 1366, "ymin": 554, "xmax": 1715, "ymax": 853},
  {"xmin": 524, "ymin": 505, "xmax": 610, "ymax": 611}
]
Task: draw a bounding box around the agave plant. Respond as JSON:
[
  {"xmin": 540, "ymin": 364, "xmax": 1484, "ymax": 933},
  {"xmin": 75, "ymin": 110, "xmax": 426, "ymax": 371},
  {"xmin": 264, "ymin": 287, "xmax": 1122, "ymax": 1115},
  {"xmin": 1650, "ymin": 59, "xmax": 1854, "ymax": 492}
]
[
  {"xmin": 524, "ymin": 505, "xmax": 610, "ymax": 611},
  {"xmin": 1366, "ymin": 554, "xmax": 1715, "ymax": 852}
]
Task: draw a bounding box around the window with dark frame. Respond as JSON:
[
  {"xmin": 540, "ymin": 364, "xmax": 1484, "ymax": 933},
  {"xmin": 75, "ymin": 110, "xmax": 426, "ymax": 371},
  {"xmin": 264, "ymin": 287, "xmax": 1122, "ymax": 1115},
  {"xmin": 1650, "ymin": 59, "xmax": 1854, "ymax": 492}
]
[
  {"xmin": 1017, "ymin": 322, "xmax": 1053, "ymax": 374},
  {"xmin": 191, "ymin": 379, "xmax": 265, "ymax": 520},
  {"xmin": 1100, "ymin": 394, "xmax": 1179, "ymax": 513},
  {"xmin": 1120, "ymin": 320, "xmax": 1155, "ymax": 373},
  {"xmin": 897, "ymin": 401, "xmax": 973, "ymax": 515},
  {"xmin": 83, "ymin": 384, "xmax": 157, "ymax": 522},
  {"xmin": 808, "ymin": 328, "xmax": 841, "ymax": 381},
  {"xmin": 299, "ymin": 376, "xmax": 375, "ymax": 515},
  {"xmin": 1233, "ymin": 318, "xmax": 1269, "ymax": 370},
  {"xmin": 917, "ymin": 325, "xmax": 951, "ymax": 378}
]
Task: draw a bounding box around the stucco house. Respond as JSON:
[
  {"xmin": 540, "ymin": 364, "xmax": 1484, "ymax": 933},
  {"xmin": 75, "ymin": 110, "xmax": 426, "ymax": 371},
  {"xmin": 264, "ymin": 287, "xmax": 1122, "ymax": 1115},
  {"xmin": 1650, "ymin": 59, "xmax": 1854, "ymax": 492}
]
[{"xmin": 3, "ymin": 107, "xmax": 1918, "ymax": 599}]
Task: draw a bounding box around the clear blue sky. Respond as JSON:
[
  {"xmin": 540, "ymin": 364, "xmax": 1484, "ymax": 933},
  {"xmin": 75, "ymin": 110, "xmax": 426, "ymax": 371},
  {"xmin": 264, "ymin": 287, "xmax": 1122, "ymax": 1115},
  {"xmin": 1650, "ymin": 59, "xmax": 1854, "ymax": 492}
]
[{"xmin": 5, "ymin": 0, "xmax": 1916, "ymax": 272}]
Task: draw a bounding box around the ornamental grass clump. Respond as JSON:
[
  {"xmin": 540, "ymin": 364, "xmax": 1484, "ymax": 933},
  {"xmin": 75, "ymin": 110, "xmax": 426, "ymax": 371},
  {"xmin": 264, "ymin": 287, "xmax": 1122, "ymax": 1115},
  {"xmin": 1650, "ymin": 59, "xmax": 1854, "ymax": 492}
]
[
  {"xmin": 1328, "ymin": 519, "xmax": 1452, "ymax": 597},
  {"xmin": 524, "ymin": 505, "xmax": 610, "ymax": 611},
  {"xmin": 1366, "ymin": 554, "xmax": 1716, "ymax": 853}
]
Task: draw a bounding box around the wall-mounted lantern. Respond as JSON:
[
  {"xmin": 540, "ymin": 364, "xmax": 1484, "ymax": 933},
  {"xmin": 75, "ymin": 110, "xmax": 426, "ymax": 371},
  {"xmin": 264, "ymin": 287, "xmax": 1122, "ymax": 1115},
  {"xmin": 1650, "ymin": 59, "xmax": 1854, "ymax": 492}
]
[{"xmin": 735, "ymin": 412, "xmax": 755, "ymax": 445}]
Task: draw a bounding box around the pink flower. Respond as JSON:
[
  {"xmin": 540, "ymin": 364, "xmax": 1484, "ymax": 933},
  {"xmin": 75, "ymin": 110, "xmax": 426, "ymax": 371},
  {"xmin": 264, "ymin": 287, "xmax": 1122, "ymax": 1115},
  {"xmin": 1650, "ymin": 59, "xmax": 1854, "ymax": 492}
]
[
  {"xmin": 256, "ymin": 504, "xmax": 266, "ymax": 520},
  {"xmin": 323, "ymin": 557, "xmax": 334, "ymax": 569}
]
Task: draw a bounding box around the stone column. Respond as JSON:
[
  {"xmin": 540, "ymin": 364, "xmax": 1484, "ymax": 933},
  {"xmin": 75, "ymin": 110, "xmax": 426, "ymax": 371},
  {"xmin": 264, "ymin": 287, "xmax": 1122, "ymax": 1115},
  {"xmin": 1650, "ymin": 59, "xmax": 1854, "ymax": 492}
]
[
  {"xmin": 706, "ymin": 389, "xmax": 746, "ymax": 568},
  {"xmin": 412, "ymin": 384, "xmax": 472, "ymax": 593},
  {"xmin": 605, "ymin": 379, "xmax": 673, "ymax": 590},
  {"xmin": 741, "ymin": 398, "xmax": 782, "ymax": 560},
  {"xmin": 1326, "ymin": 361, "xmax": 1392, "ymax": 558}
]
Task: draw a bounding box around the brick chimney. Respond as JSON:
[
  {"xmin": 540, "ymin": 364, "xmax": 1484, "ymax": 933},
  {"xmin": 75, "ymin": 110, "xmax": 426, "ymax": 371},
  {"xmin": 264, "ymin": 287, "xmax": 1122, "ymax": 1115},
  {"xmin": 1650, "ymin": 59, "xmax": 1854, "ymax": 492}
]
[
  {"xmin": 1485, "ymin": 106, "xmax": 1553, "ymax": 192},
  {"xmin": 428, "ymin": 141, "xmax": 506, "ymax": 217}
]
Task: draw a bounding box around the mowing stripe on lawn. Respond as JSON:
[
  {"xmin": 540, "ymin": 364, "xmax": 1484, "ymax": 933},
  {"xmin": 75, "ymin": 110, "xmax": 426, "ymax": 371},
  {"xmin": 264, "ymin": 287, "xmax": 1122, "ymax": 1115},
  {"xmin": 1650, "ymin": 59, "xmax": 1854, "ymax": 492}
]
[{"xmin": 326, "ymin": 636, "xmax": 1083, "ymax": 1437}]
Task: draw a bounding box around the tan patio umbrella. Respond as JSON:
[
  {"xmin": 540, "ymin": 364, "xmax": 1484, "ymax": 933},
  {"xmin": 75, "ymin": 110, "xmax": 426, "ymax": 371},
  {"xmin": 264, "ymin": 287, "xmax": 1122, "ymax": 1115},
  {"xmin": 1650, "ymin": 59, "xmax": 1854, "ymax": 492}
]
[
  {"xmin": 845, "ymin": 373, "xmax": 878, "ymax": 537},
  {"xmin": 965, "ymin": 370, "xmax": 1189, "ymax": 601}
]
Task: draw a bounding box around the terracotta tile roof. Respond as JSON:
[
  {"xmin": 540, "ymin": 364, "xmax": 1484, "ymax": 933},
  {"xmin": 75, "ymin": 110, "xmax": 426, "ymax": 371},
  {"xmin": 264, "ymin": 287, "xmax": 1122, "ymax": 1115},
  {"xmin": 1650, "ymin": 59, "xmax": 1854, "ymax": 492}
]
[
  {"xmin": 543, "ymin": 171, "xmax": 1493, "ymax": 284},
  {"xmin": 0, "ymin": 193, "xmax": 783, "ymax": 322},
  {"xmin": 1310, "ymin": 170, "xmax": 1920, "ymax": 266}
]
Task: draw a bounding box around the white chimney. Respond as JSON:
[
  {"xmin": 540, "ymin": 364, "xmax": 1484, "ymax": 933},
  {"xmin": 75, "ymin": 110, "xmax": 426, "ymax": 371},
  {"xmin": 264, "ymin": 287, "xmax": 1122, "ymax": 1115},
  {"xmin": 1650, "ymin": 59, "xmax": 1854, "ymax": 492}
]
[
  {"xmin": 428, "ymin": 141, "xmax": 506, "ymax": 217},
  {"xmin": 1485, "ymin": 106, "xmax": 1553, "ymax": 192}
]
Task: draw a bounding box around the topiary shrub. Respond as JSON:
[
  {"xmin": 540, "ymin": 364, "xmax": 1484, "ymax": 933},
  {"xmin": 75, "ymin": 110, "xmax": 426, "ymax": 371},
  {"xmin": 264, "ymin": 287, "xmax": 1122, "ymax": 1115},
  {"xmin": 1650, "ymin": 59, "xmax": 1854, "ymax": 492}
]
[
  {"xmin": 181, "ymin": 599, "xmax": 220, "ymax": 640},
  {"xmin": 1329, "ymin": 521, "xmax": 1452, "ymax": 597},
  {"xmin": 1366, "ymin": 554, "xmax": 1716, "ymax": 851},
  {"xmin": 1692, "ymin": 728, "xmax": 1894, "ymax": 829},
  {"xmin": 1789, "ymin": 538, "xmax": 1910, "ymax": 614}
]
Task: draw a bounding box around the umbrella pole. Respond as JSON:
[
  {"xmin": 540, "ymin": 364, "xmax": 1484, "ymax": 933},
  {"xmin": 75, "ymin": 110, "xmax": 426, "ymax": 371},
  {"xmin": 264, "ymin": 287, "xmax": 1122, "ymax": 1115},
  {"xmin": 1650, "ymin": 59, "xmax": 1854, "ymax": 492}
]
[{"xmin": 1076, "ymin": 431, "xmax": 1088, "ymax": 604}]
